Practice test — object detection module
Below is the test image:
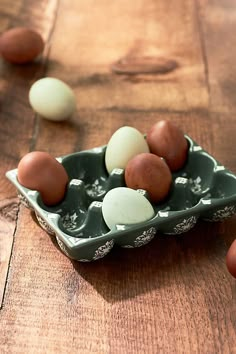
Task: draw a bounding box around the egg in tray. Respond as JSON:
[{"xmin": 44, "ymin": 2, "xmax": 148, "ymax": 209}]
[{"xmin": 6, "ymin": 121, "xmax": 236, "ymax": 261}]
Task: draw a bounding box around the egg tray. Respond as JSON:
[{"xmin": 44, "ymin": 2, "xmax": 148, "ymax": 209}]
[{"xmin": 6, "ymin": 135, "xmax": 236, "ymax": 262}]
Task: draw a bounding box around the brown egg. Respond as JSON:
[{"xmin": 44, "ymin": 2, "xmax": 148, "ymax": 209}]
[
  {"xmin": 125, "ymin": 153, "xmax": 172, "ymax": 203},
  {"xmin": 17, "ymin": 151, "xmax": 69, "ymax": 206},
  {"xmin": 226, "ymin": 239, "xmax": 236, "ymax": 278},
  {"xmin": 146, "ymin": 120, "xmax": 188, "ymax": 171},
  {"xmin": 0, "ymin": 27, "xmax": 44, "ymax": 64}
]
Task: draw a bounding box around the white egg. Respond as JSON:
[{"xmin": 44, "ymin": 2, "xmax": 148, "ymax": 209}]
[
  {"xmin": 105, "ymin": 126, "xmax": 150, "ymax": 173},
  {"xmin": 102, "ymin": 187, "xmax": 155, "ymax": 230},
  {"xmin": 29, "ymin": 77, "xmax": 76, "ymax": 121}
]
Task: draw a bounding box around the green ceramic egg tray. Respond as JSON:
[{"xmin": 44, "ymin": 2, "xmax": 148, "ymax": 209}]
[{"xmin": 6, "ymin": 135, "xmax": 236, "ymax": 262}]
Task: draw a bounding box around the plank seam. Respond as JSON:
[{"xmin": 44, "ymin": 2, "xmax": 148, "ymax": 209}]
[
  {"xmin": 0, "ymin": 202, "xmax": 20, "ymax": 310},
  {"xmin": 194, "ymin": 0, "xmax": 210, "ymax": 102}
]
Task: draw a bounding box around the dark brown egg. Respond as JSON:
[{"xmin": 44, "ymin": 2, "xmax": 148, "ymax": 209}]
[
  {"xmin": 125, "ymin": 152, "xmax": 172, "ymax": 203},
  {"xmin": 17, "ymin": 151, "xmax": 68, "ymax": 206},
  {"xmin": 226, "ymin": 239, "xmax": 236, "ymax": 278},
  {"xmin": 146, "ymin": 120, "xmax": 188, "ymax": 171},
  {"xmin": 0, "ymin": 27, "xmax": 44, "ymax": 64}
]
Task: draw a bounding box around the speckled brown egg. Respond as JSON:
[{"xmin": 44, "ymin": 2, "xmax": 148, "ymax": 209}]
[
  {"xmin": 125, "ymin": 152, "xmax": 172, "ymax": 203},
  {"xmin": 226, "ymin": 239, "xmax": 236, "ymax": 278},
  {"xmin": 0, "ymin": 27, "xmax": 44, "ymax": 64},
  {"xmin": 17, "ymin": 151, "xmax": 68, "ymax": 206},
  {"xmin": 146, "ymin": 120, "xmax": 188, "ymax": 171}
]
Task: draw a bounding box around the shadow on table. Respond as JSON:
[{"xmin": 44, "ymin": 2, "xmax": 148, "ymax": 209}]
[
  {"xmin": 0, "ymin": 58, "xmax": 45, "ymax": 81},
  {"xmin": 70, "ymin": 220, "xmax": 228, "ymax": 303}
]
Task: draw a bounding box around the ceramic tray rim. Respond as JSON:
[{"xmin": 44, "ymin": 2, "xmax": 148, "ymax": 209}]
[{"xmin": 5, "ymin": 135, "xmax": 236, "ymax": 260}]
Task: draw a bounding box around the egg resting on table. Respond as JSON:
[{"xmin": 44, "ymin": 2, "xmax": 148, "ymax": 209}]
[
  {"xmin": 226, "ymin": 239, "xmax": 236, "ymax": 278},
  {"xmin": 0, "ymin": 27, "xmax": 44, "ymax": 64},
  {"xmin": 29, "ymin": 77, "xmax": 76, "ymax": 121}
]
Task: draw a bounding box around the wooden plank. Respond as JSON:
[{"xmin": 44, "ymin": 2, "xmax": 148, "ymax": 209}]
[
  {"xmin": 0, "ymin": 198, "xmax": 19, "ymax": 309},
  {"xmin": 0, "ymin": 0, "xmax": 58, "ymax": 307},
  {"xmin": 0, "ymin": 0, "xmax": 236, "ymax": 353},
  {"xmin": 212, "ymin": 113, "xmax": 236, "ymax": 172},
  {"xmin": 1, "ymin": 109, "xmax": 236, "ymax": 353},
  {"xmin": 47, "ymin": 0, "xmax": 209, "ymax": 111},
  {"xmin": 198, "ymin": 0, "xmax": 236, "ymax": 112}
]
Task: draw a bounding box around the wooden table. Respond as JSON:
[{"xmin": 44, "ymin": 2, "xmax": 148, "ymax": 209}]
[{"xmin": 0, "ymin": 0, "xmax": 236, "ymax": 353}]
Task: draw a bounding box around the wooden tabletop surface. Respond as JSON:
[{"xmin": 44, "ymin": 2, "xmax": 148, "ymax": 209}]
[{"xmin": 0, "ymin": 0, "xmax": 236, "ymax": 353}]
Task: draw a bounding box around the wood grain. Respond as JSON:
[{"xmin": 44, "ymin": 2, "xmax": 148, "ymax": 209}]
[
  {"xmin": 47, "ymin": 0, "xmax": 208, "ymax": 111},
  {"xmin": 0, "ymin": 0, "xmax": 236, "ymax": 353},
  {"xmin": 0, "ymin": 198, "xmax": 19, "ymax": 309},
  {"xmin": 0, "ymin": 0, "xmax": 58, "ymax": 307},
  {"xmin": 198, "ymin": 0, "xmax": 236, "ymax": 113}
]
